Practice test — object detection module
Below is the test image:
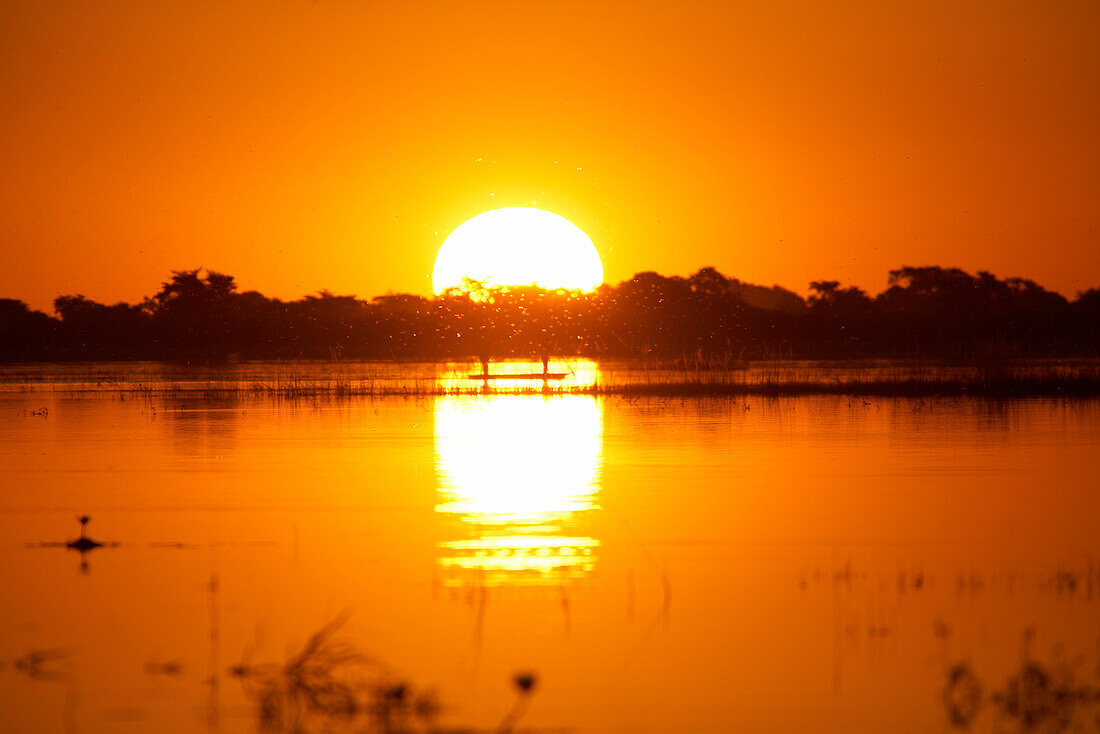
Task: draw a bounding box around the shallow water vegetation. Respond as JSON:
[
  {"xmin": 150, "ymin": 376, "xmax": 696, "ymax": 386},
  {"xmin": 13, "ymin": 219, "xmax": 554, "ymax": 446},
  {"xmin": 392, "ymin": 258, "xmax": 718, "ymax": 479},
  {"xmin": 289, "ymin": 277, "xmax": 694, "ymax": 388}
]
[
  {"xmin": 230, "ymin": 613, "xmax": 411, "ymax": 733},
  {"xmin": 13, "ymin": 649, "xmax": 70, "ymax": 683},
  {"xmin": 942, "ymin": 632, "xmax": 1100, "ymax": 732},
  {"xmin": 497, "ymin": 672, "xmax": 538, "ymax": 734},
  {"xmin": 232, "ymin": 614, "xmax": 538, "ymax": 733},
  {"xmin": 6, "ymin": 357, "xmax": 1100, "ymax": 399},
  {"xmin": 86, "ymin": 360, "xmax": 1100, "ymax": 400}
]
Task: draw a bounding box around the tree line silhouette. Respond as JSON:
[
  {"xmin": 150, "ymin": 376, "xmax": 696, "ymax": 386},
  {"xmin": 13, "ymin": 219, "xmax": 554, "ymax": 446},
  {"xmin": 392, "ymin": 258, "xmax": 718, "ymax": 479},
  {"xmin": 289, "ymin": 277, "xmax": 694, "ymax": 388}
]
[{"xmin": 1, "ymin": 266, "xmax": 1098, "ymax": 362}]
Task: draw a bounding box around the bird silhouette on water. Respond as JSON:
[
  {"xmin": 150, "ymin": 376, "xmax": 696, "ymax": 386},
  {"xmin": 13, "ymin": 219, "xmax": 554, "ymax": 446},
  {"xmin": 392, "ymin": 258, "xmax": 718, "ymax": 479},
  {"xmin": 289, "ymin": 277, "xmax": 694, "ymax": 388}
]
[
  {"xmin": 66, "ymin": 515, "xmax": 106, "ymax": 573},
  {"xmin": 66, "ymin": 515, "xmax": 102, "ymax": 552}
]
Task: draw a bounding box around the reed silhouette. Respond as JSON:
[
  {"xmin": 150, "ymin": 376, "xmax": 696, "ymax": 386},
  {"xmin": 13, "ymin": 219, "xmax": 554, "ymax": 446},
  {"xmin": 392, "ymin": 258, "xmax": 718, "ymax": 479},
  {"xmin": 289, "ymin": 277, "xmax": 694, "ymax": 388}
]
[
  {"xmin": 18, "ymin": 358, "xmax": 1099, "ymax": 399},
  {"xmin": 498, "ymin": 671, "xmax": 538, "ymax": 733},
  {"xmin": 231, "ymin": 613, "xmax": 441, "ymax": 734},
  {"xmin": 228, "ymin": 613, "xmax": 552, "ymax": 733}
]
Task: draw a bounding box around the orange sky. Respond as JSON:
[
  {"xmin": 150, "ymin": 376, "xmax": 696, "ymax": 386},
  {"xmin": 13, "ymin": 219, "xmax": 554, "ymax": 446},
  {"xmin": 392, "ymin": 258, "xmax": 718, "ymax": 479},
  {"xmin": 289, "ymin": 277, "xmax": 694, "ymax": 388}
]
[{"xmin": 2, "ymin": 0, "xmax": 1098, "ymax": 312}]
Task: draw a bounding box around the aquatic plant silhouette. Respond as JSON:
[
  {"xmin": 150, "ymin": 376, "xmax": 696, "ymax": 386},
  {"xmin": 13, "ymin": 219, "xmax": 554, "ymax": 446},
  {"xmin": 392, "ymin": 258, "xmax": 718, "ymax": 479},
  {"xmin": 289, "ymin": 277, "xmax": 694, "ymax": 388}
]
[
  {"xmin": 12, "ymin": 648, "xmax": 78, "ymax": 733},
  {"xmin": 367, "ymin": 681, "xmax": 442, "ymax": 734},
  {"xmin": 76, "ymin": 358, "xmax": 1100, "ymax": 399},
  {"xmin": 942, "ymin": 662, "xmax": 982, "ymax": 728},
  {"xmin": 497, "ymin": 671, "xmax": 538, "ymax": 733},
  {"xmin": 943, "ymin": 631, "xmax": 1100, "ymax": 732},
  {"xmin": 14, "ymin": 649, "xmax": 69, "ymax": 683},
  {"xmin": 143, "ymin": 658, "xmax": 183, "ymax": 677},
  {"xmin": 230, "ymin": 614, "xmax": 553, "ymax": 733},
  {"xmin": 233, "ymin": 612, "xmax": 368, "ymax": 732},
  {"xmin": 232, "ymin": 612, "xmax": 441, "ymax": 734},
  {"xmin": 997, "ymin": 661, "xmax": 1081, "ymax": 732}
]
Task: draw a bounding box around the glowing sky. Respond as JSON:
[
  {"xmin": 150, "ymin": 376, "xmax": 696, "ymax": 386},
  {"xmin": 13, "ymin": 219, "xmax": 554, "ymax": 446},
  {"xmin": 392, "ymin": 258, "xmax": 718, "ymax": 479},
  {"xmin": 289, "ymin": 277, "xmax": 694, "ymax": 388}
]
[{"xmin": 2, "ymin": 0, "xmax": 1098, "ymax": 311}]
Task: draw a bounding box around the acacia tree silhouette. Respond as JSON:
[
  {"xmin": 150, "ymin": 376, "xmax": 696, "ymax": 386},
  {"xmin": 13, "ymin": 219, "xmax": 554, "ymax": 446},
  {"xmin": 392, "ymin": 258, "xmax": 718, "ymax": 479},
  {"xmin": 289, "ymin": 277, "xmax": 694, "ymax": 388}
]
[{"xmin": 1, "ymin": 265, "xmax": 1098, "ymax": 362}]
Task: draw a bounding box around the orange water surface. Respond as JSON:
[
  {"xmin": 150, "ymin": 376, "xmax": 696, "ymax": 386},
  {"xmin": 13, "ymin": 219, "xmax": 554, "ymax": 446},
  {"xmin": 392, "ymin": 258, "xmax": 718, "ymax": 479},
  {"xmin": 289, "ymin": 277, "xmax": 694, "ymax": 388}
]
[{"xmin": 1, "ymin": 365, "xmax": 1098, "ymax": 732}]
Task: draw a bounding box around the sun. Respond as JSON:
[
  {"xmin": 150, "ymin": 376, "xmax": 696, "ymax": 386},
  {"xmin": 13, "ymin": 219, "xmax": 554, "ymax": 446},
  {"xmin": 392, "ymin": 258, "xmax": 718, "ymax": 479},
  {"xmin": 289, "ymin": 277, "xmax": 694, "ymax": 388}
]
[{"xmin": 432, "ymin": 207, "xmax": 603, "ymax": 295}]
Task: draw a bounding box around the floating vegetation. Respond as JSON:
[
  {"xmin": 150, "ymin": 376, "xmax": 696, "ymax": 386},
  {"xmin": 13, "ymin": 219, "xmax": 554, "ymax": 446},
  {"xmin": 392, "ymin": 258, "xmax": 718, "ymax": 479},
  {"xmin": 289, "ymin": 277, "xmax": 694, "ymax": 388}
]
[
  {"xmin": 943, "ymin": 634, "xmax": 1100, "ymax": 732},
  {"xmin": 14, "ymin": 649, "xmax": 69, "ymax": 683},
  {"xmin": 996, "ymin": 661, "xmax": 1084, "ymax": 732},
  {"xmin": 10, "ymin": 648, "xmax": 77, "ymax": 732},
  {"xmin": 143, "ymin": 658, "xmax": 184, "ymax": 677},
  {"xmin": 942, "ymin": 663, "xmax": 982, "ymax": 728}
]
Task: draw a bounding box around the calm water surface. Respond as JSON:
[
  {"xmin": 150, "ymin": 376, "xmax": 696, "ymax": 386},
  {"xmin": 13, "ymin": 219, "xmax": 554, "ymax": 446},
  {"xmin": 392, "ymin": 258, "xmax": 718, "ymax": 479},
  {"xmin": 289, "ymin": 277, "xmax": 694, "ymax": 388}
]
[{"xmin": 1, "ymin": 363, "xmax": 1099, "ymax": 732}]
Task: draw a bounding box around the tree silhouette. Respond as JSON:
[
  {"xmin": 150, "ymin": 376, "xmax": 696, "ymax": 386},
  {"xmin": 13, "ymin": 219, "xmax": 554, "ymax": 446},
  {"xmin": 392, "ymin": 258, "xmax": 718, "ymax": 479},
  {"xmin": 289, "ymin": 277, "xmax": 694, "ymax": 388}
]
[{"xmin": 1, "ymin": 265, "xmax": 1096, "ymax": 362}]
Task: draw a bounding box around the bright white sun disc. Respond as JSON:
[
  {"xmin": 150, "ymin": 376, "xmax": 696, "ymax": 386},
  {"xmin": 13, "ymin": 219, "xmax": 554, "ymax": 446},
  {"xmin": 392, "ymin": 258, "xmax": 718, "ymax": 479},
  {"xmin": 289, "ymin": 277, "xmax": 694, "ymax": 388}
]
[{"xmin": 432, "ymin": 207, "xmax": 603, "ymax": 294}]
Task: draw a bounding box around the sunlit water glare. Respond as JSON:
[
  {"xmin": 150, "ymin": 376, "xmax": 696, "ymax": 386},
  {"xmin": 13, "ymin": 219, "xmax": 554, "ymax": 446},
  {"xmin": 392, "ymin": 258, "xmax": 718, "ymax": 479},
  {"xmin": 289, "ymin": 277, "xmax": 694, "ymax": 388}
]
[{"xmin": 434, "ymin": 395, "xmax": 601, "ymax": 586}]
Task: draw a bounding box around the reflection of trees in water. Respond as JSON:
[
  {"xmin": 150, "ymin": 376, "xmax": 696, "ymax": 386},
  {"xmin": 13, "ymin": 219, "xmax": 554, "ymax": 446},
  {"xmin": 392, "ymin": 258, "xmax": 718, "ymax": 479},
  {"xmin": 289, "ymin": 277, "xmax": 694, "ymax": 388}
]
[{"xmin": 163, "ymin": 396, "xmax": 240, "ymax": 457}]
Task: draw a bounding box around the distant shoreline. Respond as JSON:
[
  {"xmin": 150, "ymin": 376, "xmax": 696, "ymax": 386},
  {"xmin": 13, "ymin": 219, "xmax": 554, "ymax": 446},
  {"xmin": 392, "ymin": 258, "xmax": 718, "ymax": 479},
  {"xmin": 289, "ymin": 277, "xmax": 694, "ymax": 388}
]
[{"xmin": 4, "ymin": 266, "xmax": 1099, "ymax": 364}]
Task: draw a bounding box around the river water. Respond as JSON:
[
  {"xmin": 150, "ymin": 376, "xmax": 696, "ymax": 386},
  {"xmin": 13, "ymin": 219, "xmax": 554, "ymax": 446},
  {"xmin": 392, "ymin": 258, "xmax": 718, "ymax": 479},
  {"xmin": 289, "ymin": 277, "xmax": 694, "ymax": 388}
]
[{"xmin": 1, "ymin": 363, "xmax": 1098, "ymax": 732}]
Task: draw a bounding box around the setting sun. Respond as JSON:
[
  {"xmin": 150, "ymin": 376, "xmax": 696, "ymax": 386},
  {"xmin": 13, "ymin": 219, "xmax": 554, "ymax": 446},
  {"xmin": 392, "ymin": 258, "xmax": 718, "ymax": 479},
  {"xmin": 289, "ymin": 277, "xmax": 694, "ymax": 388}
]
[{"xmin": 431, "ymin": 207, "xmax": 603, "ymax": 295}]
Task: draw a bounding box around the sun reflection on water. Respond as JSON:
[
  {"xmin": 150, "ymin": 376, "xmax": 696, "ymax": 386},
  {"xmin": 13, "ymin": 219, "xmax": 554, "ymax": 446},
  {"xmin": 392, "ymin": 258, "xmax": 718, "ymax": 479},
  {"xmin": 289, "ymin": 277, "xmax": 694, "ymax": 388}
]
[{"xmin": 434, "ymin": 394, "xmax": 602, "ymax": 586}]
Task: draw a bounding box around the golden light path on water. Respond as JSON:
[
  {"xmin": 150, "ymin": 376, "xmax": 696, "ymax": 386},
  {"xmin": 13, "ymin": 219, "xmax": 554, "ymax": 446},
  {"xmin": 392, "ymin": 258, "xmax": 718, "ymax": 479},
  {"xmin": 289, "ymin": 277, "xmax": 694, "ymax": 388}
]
[{"xmin": 433, "ymin": 392, "xmax": 602, "ymax": 587}]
